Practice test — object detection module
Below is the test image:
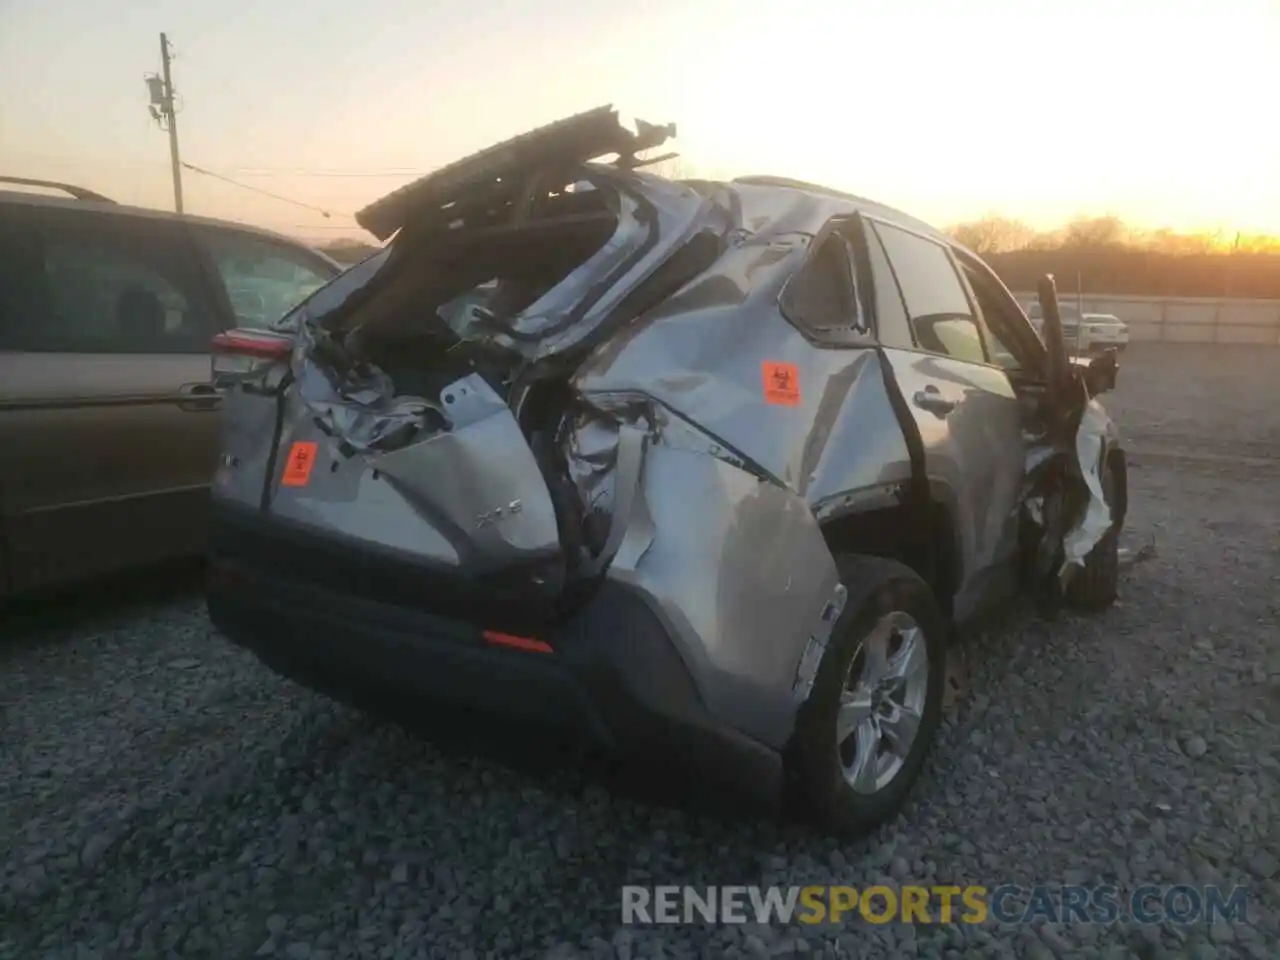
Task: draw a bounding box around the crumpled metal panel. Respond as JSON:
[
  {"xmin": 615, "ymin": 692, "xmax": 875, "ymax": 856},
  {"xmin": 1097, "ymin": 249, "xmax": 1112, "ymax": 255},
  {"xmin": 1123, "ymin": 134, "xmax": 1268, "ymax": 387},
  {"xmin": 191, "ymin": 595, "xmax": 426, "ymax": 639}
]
[
  {"xmin": 264, "ymin": 373, "xmax": 562, "ymax": 578},
  {"xmin": 572, "ymin": 186, "xmax": 909, "ymax": 503},
  {"xmin": 601, "ymin": 444, "xmax": 841, "ymax": 751},
  {"xmin": 291, "ymin": 339, "xmax": 445, "ymax": 454},
  {"xmin": 1022, "ymin": 397, "xmax": 1117, "ymax": 576},
  {"xmin": 483, "ymin": 168, "xmax": 725, "ymax": 363},
  {"xmin": 256, "ymin": 390, "xmax": 461, "ymax": 565},
  {"xmin": 1061, "ymin": 400, "xmax": 1115, "ymax": 569},
  {"xmin": 285, "ymin": 169, "xmax": 719, "ymax": 453}
]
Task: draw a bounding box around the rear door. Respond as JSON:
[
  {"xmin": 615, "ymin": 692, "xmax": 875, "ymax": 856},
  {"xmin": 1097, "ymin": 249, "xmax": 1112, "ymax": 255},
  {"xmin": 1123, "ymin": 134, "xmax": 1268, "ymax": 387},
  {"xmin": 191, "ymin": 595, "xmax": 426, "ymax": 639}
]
[
  {"xmin": 0, "ymin": 203, "xmax": 220, "ymax": 593},
  {"xmin": 861, "ymin": 216, "xmax": 1027, "ymax": 623}
]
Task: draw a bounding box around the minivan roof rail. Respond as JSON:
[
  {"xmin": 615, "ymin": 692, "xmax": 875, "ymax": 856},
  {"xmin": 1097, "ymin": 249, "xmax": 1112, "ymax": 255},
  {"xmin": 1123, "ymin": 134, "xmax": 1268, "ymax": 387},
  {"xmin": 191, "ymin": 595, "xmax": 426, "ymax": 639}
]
[{"xmin": 0, "ymin": 176, "xmax": 116, "ymax": 203}]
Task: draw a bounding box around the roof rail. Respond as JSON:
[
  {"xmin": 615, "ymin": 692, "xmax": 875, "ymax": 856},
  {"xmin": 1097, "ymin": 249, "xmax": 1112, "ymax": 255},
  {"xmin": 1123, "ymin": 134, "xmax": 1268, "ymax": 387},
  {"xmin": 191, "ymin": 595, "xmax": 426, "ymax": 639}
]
[{"xmin": 0, "ymin": 176, "xmax": 115, "ymax": 203}]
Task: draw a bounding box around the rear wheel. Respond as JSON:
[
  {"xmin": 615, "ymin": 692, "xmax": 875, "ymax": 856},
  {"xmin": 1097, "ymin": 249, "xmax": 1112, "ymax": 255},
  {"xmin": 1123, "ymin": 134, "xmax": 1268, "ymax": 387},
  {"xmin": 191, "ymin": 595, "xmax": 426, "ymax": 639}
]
[{"xmin": 788, "ymin": 556, "xmax": 946, "ymax": 838}]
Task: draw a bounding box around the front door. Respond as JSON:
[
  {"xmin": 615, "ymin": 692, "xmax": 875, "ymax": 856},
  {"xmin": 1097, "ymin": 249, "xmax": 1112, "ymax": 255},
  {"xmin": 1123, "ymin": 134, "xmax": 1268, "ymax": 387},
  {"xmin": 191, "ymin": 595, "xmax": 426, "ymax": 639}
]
[{"xmin": 860, "ymin": 216, "xmax": 1027, "ymax": 623}]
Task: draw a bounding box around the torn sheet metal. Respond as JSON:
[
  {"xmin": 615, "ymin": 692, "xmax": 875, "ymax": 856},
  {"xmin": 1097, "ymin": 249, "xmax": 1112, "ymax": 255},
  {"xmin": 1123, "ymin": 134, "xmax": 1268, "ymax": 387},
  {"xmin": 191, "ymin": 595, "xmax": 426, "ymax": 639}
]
[
  {"xmin": 277, "ymin": 248, "xmax": 392, "ymax": 334},
  {"xmin": 1021, "ymin": 399, "xmax": 1114, "ymax": 582},
  {"xmin": 1061, "ymin": 401, "xmax": 1114, "ymax": 570},
  {"xmin": 277, "ymin": 248, "xmax": 450, "ymax": 454},
  {"xmin": 792, "ymin": 583, "xmax": 849, "ymax": 705},
  {"xmin": 284, "ymin": 168, "xmax": 722, "ymax": 455},
  {"xmin": 560, "ymin": 394, "xmax": 753, "ymax": 562},
  {"xmin": 601, "ymin": 444, "xmax": 841, "ymax": 750},
  {"xmin": 291, "ymin": 321, "xmax": 447, "ymax": 453},
  {"xmin": 495, "ymin": 168, "xmax": 726, "ymax": 363}
]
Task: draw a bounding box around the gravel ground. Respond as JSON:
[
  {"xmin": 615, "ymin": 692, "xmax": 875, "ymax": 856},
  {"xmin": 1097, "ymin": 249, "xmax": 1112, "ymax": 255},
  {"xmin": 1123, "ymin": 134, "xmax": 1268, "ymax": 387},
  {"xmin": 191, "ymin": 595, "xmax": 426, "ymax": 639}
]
[{"xmin": 2, "ymin": 343, "xmax": 1278, "ymax": 960}]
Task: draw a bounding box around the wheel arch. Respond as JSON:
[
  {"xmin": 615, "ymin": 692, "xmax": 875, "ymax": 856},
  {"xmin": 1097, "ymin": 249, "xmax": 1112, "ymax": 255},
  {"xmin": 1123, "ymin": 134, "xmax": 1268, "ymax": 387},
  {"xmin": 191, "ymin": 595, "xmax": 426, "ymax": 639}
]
[{"xmin": 817, "ymin": 485, "xmax": 961, "ymax": 621}]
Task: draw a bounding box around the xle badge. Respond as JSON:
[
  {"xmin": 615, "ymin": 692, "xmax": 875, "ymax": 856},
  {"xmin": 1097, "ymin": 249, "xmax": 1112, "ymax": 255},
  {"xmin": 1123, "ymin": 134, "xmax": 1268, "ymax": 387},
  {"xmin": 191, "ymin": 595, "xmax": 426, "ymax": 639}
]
[
  {"xmin": 762, "ymin": 361, "xmax": 801, "ymax": 406},
  {"xmin": 281, "ymin": 441, "xmax": 318, "ymax": 487}
]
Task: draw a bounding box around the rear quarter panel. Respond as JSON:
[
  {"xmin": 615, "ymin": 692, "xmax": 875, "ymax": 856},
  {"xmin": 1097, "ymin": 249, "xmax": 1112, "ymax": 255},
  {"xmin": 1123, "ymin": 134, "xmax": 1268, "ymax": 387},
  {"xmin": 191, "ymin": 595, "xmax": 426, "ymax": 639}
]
[{"xmin": 573, "ymin": 241, "xmax": 913, "ymax": 503}]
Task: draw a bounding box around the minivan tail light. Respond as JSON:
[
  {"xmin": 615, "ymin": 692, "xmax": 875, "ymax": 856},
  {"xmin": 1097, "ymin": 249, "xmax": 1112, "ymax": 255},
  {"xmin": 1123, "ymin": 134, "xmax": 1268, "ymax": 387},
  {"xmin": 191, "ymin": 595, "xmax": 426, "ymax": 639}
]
[{"xmin": 211, "ymin": 329, "xmax": 292, "ymax": 384}]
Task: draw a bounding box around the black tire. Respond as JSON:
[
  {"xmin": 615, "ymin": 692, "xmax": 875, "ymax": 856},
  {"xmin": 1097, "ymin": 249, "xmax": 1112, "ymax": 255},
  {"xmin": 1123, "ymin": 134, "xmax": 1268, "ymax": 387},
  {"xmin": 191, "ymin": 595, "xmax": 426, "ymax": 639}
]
[
  {"xmin": 1066, "ymin": 453, "xmax": 1120, "ymax": 612},
  {"xmin": 787, "ymin": 555, "xmax": 947, "ymax": 839}
]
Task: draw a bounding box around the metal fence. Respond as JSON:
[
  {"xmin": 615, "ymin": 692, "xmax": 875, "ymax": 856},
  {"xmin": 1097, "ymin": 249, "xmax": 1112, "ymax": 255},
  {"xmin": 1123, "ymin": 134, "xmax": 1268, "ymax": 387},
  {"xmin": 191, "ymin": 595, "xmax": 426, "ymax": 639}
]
[{"xmin": 1011, "ymin": 292, "xmax": 1280, "ymax": 345}]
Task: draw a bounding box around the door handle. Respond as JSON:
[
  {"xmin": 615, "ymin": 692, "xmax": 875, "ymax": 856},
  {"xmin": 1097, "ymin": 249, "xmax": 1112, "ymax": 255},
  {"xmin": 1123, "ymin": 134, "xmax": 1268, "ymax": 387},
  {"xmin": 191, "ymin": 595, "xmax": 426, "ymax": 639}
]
[
  {"xmin": 177, "ymin": 382, "xmax": 222, "ymax": 412},
  {"xmin": 912, "ymin": 386, "xmax": 956, "ymax": 417}
]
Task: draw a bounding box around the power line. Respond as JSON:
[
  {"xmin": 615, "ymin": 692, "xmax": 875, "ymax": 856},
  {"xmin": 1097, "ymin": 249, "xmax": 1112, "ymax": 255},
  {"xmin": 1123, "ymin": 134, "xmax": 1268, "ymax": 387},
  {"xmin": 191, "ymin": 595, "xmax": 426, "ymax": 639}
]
[{"xmin": 181, "ymin": 162, "xmax": 351, "ymax": 219}]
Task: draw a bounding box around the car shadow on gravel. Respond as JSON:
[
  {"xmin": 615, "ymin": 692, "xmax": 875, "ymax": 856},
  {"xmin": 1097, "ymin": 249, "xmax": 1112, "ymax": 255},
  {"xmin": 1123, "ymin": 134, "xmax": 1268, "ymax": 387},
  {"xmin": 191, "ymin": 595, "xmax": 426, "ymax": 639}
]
[
  {"xmin": 0, "ymin": 560, "xmax": 205, "ymax": 650},
  {"xmin": 351, "ymin": 561, "xmax": 1154, "ymax": 847},
  {"xmin": 371, "ymin": 696, "xmax": 785, "ymax": 832}
]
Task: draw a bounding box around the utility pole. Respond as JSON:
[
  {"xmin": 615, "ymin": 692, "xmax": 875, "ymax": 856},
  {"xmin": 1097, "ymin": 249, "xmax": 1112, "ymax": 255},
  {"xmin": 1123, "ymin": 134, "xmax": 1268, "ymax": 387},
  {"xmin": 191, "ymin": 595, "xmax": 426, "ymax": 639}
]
[{"xmin": 146, "ymin": 33, "xmax": 184, "ymax": 213}]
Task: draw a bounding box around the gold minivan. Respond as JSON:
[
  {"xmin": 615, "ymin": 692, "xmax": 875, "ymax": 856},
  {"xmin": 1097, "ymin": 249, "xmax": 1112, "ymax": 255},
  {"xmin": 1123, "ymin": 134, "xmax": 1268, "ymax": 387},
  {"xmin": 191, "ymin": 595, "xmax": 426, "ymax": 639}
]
[{"xmin": 0, "ymin": 177, "xmax": 343, "ymax": 598}]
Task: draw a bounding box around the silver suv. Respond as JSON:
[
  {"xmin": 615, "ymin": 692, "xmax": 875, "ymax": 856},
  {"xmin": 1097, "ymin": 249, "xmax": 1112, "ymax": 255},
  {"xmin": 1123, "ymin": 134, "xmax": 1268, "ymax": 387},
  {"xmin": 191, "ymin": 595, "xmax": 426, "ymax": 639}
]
[{"xmin": 205, "ymin": 108, "xmax": 1127, "ymax": 836}]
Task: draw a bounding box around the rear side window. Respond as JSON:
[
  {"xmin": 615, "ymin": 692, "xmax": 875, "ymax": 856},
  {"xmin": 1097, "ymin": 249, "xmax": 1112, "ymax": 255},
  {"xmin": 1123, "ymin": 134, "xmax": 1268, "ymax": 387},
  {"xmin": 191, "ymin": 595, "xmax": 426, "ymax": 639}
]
[
  {"xmin": 196, "ymin": 228, "xmax": 337, "ymax": 330},
  {"xmin": 871, "ymin": 221, "xmax": 986, "ymax": 364},
  {"xmin": 779, "ymin": 230, "xmax": 866, "ymax": 342},
  {"xmin": 0, "ymin": 206, "xmax": 216, "ymax": 354}
]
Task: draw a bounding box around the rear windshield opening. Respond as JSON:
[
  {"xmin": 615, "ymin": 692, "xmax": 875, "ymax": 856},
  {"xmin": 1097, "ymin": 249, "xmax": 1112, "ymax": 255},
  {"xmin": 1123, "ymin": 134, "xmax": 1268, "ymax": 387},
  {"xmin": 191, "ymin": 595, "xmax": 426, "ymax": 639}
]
[{"xmin": 321, "ymin": 176, "xmax": 621, "ymax": 401}]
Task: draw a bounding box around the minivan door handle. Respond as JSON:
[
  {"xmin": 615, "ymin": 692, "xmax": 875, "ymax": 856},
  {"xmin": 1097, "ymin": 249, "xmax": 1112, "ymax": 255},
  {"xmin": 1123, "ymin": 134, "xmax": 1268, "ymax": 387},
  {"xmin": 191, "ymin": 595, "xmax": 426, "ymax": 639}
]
[
  {"xmin": 177, "ymin": 382, "xmax": 222, "ymax": 412},
  {"xmin": 912, "ymin": 385, "xmax": 956, "ymax": 418}
]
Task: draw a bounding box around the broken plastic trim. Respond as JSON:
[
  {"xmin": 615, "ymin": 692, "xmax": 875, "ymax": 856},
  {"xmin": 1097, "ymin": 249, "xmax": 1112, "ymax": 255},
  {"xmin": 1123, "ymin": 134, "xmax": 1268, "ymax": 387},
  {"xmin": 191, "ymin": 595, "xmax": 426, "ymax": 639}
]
[
  {"xmin": 791, "ymin": 583, "xmax": 849, "ymax": 704},
  {"xmin": 1021, "ymin": 397, "xmax": 1115, "ymax": 601},
  {"xmin": 1060, "ymin": 402, "xmax": 1113, "ymax": 571}
]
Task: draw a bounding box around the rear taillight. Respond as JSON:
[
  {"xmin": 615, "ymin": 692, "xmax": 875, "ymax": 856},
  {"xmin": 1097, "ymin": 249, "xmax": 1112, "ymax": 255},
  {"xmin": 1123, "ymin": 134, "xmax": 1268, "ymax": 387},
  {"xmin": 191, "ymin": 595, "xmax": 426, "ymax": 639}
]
[{"xmin": 211, "ymin": 329, "xmax": 292, "ymax": 385}]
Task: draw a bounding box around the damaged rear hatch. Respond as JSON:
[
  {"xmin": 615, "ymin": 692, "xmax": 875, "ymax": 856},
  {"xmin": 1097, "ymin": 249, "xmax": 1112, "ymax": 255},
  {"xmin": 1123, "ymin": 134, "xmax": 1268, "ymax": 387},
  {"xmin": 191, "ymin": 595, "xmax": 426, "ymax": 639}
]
[{"xmin": 216, "ymin": 106, "xmax": 728, "ymax": 618}]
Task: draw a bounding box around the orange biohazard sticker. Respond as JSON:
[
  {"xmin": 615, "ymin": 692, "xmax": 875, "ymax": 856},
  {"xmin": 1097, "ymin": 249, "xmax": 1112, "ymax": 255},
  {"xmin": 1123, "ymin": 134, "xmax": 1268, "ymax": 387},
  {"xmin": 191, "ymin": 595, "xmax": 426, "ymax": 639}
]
[
  {"xmin": 762, "ymin": 361, "xmax": 801, "ymax": 406},
  {"xmin": 281, "ymin": 441, "xmax": 318, "ymax": 487}
]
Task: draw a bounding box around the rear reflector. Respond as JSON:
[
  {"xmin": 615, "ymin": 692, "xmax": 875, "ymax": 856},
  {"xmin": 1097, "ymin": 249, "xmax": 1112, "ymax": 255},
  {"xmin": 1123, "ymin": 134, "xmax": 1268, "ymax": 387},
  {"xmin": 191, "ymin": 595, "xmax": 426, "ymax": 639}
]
[{"xmin": 482, "ymin": 630, "xmax": 553, "ymax": 654}]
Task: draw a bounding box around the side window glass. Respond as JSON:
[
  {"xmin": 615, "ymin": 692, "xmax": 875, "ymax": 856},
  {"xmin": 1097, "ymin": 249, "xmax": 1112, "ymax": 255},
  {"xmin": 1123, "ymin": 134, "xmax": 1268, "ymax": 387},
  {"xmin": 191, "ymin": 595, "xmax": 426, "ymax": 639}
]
[
  {"xmin": 959, "ymin": 260, "xmax": 1024, "ymax": 371},
  {"xmin": 861, "ymin": 223, "xmax": 913, "ymax": 349},
  {"xmin": 199, "ymin": 229, "xmax": 335, "ymax": 330},
  {"xmin": 0, "ymin": 210, "xmax": 215, "ymax": 354},
  {"xmin": 780, "ymin": 231, "xmax": 863, "ymax": 340},
  {"xmin": 872, "ymin": 221, "xmax": 986, "ymax": 364},
  {"xmin": 960, "ymin": 252, "xmax": 1051, "ymax": 375},
  {"xmin": 975, "ymin": 316, "xmax": 1019, "ymax": 369}
]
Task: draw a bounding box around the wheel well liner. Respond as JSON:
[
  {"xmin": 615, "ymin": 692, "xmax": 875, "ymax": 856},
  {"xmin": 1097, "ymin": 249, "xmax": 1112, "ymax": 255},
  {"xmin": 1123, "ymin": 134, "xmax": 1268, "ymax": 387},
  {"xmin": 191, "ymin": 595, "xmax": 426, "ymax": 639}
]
[{"xmin": 819, "ymin": 499, "xmax": 959, "ymax": 619}]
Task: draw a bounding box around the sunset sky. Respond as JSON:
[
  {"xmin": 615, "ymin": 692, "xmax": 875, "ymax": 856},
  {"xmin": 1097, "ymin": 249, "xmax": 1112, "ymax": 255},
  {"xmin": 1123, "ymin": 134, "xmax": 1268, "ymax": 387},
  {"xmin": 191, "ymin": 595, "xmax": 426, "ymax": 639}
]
[{"xmin": 2, "ymin": 0, "xmax": 1276, "ymax": 244}]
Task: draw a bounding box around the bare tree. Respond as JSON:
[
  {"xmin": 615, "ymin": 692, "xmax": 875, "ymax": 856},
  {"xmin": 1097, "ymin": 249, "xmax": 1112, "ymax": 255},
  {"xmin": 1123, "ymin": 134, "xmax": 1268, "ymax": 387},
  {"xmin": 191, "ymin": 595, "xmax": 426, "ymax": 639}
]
[
  {"xmin": 1061, "ymin": 215, "xmax": 1127, "ymax": 249},
  {"xmin": 947, "ymin": 216, "xmax": 1037, "ymax": 254}
]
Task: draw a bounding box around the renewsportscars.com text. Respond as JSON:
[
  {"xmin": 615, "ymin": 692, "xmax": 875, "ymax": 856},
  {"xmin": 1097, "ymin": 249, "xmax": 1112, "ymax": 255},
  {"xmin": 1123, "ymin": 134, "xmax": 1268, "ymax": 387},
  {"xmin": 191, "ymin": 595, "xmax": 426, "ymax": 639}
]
[{"xmin": 620, "ymin": 884, "xmax": 1250, "ymax": 926}]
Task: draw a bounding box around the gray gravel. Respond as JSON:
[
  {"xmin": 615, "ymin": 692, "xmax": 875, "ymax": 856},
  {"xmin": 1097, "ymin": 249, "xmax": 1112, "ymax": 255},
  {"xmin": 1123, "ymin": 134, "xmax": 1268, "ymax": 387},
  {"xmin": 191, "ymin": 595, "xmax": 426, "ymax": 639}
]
[{"xmin": 3, "ymin": 343, "xmax": 1279, "ymax": 960}]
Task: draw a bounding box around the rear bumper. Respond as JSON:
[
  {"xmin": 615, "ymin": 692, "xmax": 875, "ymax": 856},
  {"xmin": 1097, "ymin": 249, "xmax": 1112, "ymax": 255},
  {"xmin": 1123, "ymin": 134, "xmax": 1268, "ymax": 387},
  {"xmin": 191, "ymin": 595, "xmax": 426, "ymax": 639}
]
[{"xmin": 205, "ymin": 502, "xmax": 782, "ymax": 810}]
